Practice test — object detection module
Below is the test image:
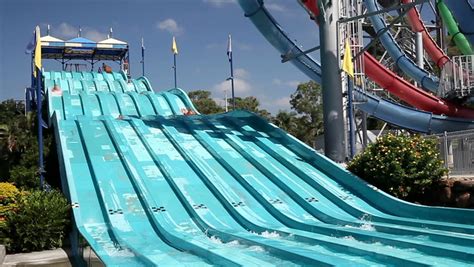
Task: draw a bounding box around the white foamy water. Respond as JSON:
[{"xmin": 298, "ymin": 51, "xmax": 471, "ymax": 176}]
[
  {"xmin": 249, "ymin": 245, "xmax": 265, "ymax": 252},
  {"xmin": 260, "ymin": 230, "xmax": 281, "ymax": 239},
  {"xmin": 209, "ymin": 235, "xmax": 223, "ymax": 244},
  {"xmin": 359, "ymin": 214, "xmax": 375, "ymax": 231}
]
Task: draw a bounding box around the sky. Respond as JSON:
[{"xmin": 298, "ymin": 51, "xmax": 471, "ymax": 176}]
[{"xmin": 0, "ymin": 0, "xmax": 321, "ymax": 114}]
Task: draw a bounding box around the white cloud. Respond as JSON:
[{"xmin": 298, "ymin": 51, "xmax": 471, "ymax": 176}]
[
  {"xmin": 234, "ymin": 68, "xmax": 249, "ymax": 79},
  {"xmin": 206, "ymin": 41, "xmax": 252, "ymax": 51},
  {"xmin": 212, "ymin": 78, "xmax": 252, "ymax": 94},
  {"xmin": 203, "ymin": 0, "xmax": 236, "ymax": 7},
  {"xmin": 258, "ymin": 95, "xmax": 292, "ymax": 113},
  {"xmin": 157, "ymin": 19, "xmax": 183, "ymax": 35},
  {"xmin": 51, "ymin": 23, "xmax": 107, "ymax": 41},
  {"xmin": 273, "ymin": 79, "xmax": 301, "ymax": 88},
  {"xmin": 56, "ymin": 23, "xmax": 77, "ymax": 39},
  {"xmin": 266, "ymin": 3, "xmax": 286, "ymax": 12},
  {"xmin": 83, "ymin": 29, "xmax": 106, "ymax": 42},
  {"xmin": 211, "ymin": 67, "xmax": 252, "ymax": 95},
  {"xmin": 274, "ymin": 96, "xmax": 291, "ymax": 108},
  {"xmin": 286, "ymin": 80, "xmax": 301, "ymax": 88}
]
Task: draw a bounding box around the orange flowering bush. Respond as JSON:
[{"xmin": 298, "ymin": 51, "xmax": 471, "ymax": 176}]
[{"xmin": 348, "ymin": 134, "xmax": 447, "ymax": 200}]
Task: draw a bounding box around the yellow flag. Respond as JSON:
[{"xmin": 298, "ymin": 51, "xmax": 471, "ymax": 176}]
[
  {"xmin": 171, "ymin": 36, "xmax": 178, "ymax": 55},
  {"xmin": 34, "ymin": 26, "xmax": 42, "ymax": 77},
  {"xmin": 342, "ymin": 39, "xmax": 354, "ymax": 78}
]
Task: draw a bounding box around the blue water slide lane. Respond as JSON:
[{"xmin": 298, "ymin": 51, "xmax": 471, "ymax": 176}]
[
  {"xmin": 140, "ymin": 115, "xmax": 474, "ymax": 264},
  {"xmin": 445, "ymin": 0, "xmax": 474, "ymax": 47},
  {"xmin": 174, "ymin": 115, "xmax": 474, "ymax": 262},
  {"xmin": 101, "ymin": 118, "xmax": 283, "ymax": 266},
  {"xmin": 203, "ymin": 115, "xmax": 474, "ymax": 238},
  {"xmin": 222, "ymin": 110, "xmax": 474, "ymax": 223},
  {"xmin": 74, "ymin": 117, "xmax": 213, "ymax": 266},
  {"xmin": 53, "ymin": 116, "xmax": 147, "ymax": 266},
  {"xmin": 237, "ymin": 0, "xmax": 474, "ymax": 133},
  {"xmin": 133, "ymin": 117, "xmax": 380, "ymax": 266},
  {"xmin": 139, "ymin": 116, "xmax": 442, "ymax": 266}
]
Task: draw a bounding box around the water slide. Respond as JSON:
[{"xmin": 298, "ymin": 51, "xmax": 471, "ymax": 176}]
[
  {"xmin": 46, "ymin": 68, "xmax": 474, "ymax": 265},
  {"xmin": 437, "ymin": 0, "xmax": 473, "ymax": 55},
  {"xmin": 443, "ymin": 0, "xmax": 474, "ymax": 50},
  {"xmin": 305, "ymin": 0, "xmax": 474, "ymax": 119},
  {"xmin": 240, "ymin": 0, "xmax": 474, "ymax": 132},
  {"xmin": 365, "ymin": 0, "xmax": 440, "ymax": 92},
  {"xmin": 401, "ymin": 0, "xmax": 450, "ymax": 67}
]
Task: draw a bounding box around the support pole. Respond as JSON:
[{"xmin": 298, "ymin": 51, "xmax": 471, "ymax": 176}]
[
  {"xmin": 415, "ymin": 31, "xmax": 423, "ymax": 69},
  {"xmin": 173, "ymin": 54, "xmax": 177, "ymax": 88},
  {"xmin": 347, "ymin": 78, "xmax": 356, "ymax": 159},
  {"xmin": 361, "ymin": 112, "xmax": 368, "ymax": 148},
  {"xmin": 319, "ymin": 1, "xmax": 346, "ymax": 162},
  {"xmin": 37, "ymin": 69, "xmax": 44, "ymax": 189},
  {"xmin": 229, "ymin": 56, "xmax": 235, "ymax": 110}
]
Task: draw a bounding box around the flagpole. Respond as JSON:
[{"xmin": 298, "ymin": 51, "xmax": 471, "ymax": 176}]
[
  {"xmin": 227, "ymin": 34, "xmax": 235, "ymax": 109},
  {"xmin": 141, "ymin": 37, "xmax": 145, "ymax": 77},
  {"xmin": 225, "ymin": 89, "xmax": 228, "ymax": 112},
  {"xmin": 172, "ymin": 36, "xmax": 178, "ymax": 88},
  {"xmin": 342, "ymin": 39, "xmax": 356, "ymax": 159},
  {"xmin": 173, "ymin": 53, "xmax": 177, "ymax": 88},
  {"xmin": 229, "ymin": 56, "xmax": 235, "ymax": 109}
]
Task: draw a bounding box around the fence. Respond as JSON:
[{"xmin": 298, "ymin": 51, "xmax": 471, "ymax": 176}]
[{"xmin": 435, "ymin": 130, "xmax": 474, "ymax": 175}]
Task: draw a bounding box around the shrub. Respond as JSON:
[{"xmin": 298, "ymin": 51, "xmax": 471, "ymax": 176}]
[
  {"xmin": 3, "ymin": 189, "xmax": 70, "ymax": 253},
  {"xmin": 0, "ymin": 182, "xmax": 20, "ymax": 217},
  {"xmin": 347, "ymin": 134, "xmax": 447, "ymax": 200},
  {"xmin": 0, "ymin": 182, "xmax": 20, "ymax": 246}
]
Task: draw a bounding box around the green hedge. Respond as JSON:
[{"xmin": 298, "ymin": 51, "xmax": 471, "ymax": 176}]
[
  {"xmin": 348, "ymin": 134, "xmax": 447, "ymax": 200},
  {"xmin": 2, "ymin": 189, "xmax": 70, "ymax": 253}
]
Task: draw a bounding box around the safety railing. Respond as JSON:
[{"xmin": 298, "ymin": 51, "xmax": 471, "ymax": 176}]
[
  {"xmin": 434, "ymin": 129, "xmax": 474, "ymax": 175},
  {"xmin": 439, "ymin": 55, "xmax": 474, "ymax": 98}
]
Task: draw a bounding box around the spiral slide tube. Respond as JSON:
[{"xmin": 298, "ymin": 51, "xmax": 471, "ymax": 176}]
[
  {"xmin": 301, "ymin": 0, "xmax": 474, "ymax": 119},
  {"xmin": 402, "ymin": 0, "xmax": 450, "ymax": 67},
  {"xmin": 238, "ymin": 0, "xmax": 474, "ymax": 133},
  {"xmin": 437, "ymin": 0, "xmax": 473, "ymax": 55},
  {"xmin": 444, "ymin": 0, "xmax": 474, "ymax": 49},
  {"xmin": 365, "ymin": 0, "xmax": 440, "ymax": 92}
]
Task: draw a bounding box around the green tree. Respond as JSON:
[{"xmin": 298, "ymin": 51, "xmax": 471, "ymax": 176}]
[
  {"xmin": 273, "ymin": 110, "xmax": 300, "ymax": 137},
  {"xmin": 188, "ymin": 90, "xmax": 224, "ymax": 115},
  {"xmin": 232, "ymin": 96, "xmax": 272, "ymax": 120},
  {"xmin": 0, "ymin": 100, "xmax": 52, "ymax": 189},
  {"xmin": 287, "ymin": 81, "xmax": 324, "ymax": 146}
]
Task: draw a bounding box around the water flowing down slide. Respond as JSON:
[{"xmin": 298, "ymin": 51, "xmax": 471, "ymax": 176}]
[
  {"xmin": 437, "ymin": 0, "xmax": 473, "ymax": 55},
  {"xmin": 402, "ymin": 0, "xmax": 450, "ymax": 67},
  {"xmin": 443, "ymin": 0, "xmax": 474, "ymax": 50}
]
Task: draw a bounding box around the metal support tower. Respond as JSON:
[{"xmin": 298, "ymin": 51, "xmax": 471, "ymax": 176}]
[
  {"xmin": 339, "ymin": 0, "xmax": 367, "ymax": 156},
  {"xmin": 319, "ymin": 0, "xmax": 346, "ymax": 162}
]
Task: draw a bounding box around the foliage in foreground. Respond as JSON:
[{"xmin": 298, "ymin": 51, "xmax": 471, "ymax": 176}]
[
  {"xmin": 2, "ymin": 189, "xmax": 70, "ymax": 253},
  {"xmin": 347, "ymin": 134, "xmax": 447, "ymax": 200},
  {"xmin": 0, "ymin": 100, "xmax": 53, "ymax": 189}
]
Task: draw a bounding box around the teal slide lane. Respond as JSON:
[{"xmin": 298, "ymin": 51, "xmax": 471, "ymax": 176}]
[
  {"xmin": 224, "ymin": 111, "xmax": 474, "ymax": 222},
  {"xmin": 157, "ymin": 114, "xmax": 474, "ymax": 262},
  {"xmin": 47, "ymin": 73, "xmax": 474, "ymax": 263},
  {"xmin": 142, "ymin": 114, "xmax": 474, "ymax": 263}
]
